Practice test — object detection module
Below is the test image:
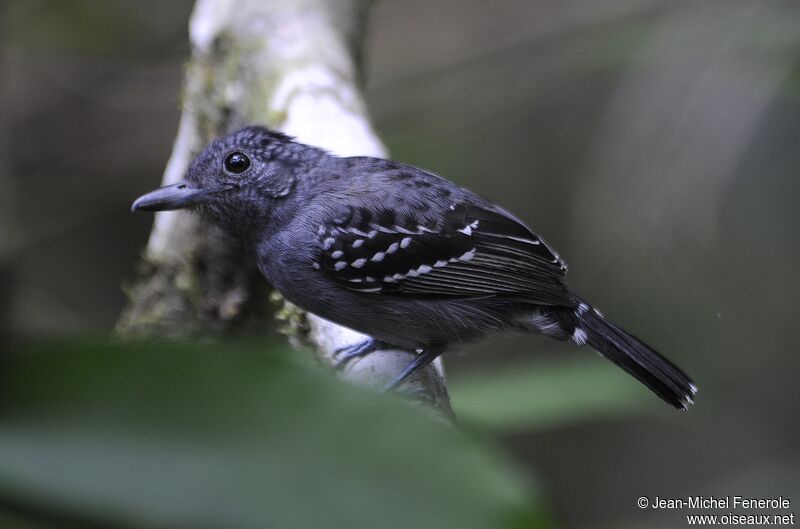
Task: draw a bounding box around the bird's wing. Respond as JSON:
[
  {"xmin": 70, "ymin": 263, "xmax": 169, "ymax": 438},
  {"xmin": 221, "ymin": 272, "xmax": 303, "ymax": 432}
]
[{"xmin": 314, "ymin": 200, "xmax": 572, "ymax": 306}]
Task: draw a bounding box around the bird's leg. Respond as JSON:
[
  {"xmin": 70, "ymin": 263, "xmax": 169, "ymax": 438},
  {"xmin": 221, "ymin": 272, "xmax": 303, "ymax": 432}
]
[
  {"xmin": 382, "ymin": 345, "xmax": 446, "ymax": 392},
  {"xmin": 333, "ymin": 338, "xmax": 390, "ymax": 370}
]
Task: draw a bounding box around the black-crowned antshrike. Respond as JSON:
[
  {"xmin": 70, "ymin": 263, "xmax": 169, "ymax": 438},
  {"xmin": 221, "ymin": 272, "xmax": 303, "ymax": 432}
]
[{"xmin": 133, "ymin": 126, "xmax": 697, "ymax": 409}]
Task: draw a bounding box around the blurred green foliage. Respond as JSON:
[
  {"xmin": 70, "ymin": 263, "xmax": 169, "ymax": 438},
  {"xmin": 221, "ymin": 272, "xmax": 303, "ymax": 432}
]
[
  {"xmin": 450, "ymin": 357, "xmax": 649, "ymax": 432},
  {"xmin": 0, "ymin": 340, "xmax": 552, "ymax": 529}
]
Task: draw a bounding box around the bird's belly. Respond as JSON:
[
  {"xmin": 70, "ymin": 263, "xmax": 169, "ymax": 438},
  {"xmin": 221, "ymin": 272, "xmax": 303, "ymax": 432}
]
[
  {"xmin": 268, "ymin": 268, "xmax": 512, "ymax": 348},
  {"xmin": 257, "ymin": 236, "xmax": 516, "ymax": 348}
]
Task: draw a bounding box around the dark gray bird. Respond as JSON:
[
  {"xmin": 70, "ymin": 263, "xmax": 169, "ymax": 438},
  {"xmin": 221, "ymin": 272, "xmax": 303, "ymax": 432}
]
[{"xmin": 133, "ymin": 126, "xmax": 697, "ymax": 409}]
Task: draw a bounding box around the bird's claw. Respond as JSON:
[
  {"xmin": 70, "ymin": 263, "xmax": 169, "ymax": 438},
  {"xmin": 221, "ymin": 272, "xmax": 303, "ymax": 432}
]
[{"xmin": 332, "ymin": 339, "xmax": 384, "ymax": 370}]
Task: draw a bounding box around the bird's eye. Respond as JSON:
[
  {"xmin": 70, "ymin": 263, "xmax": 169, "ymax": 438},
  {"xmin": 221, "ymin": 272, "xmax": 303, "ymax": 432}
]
[{"xmin": 224, "ymin": 152, "xmax": 250, "ymax": 174}]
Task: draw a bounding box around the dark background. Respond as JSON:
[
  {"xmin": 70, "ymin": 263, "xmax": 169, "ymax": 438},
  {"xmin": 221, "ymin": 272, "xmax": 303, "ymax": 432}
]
[{"xmin": 2, "ymin": 1, "xmax": 799, "ymax": 527}]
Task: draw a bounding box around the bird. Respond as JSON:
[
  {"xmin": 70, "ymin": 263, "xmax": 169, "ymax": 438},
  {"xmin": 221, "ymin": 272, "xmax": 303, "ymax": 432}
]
[{"xmin": 132, "ymin": 126, "xmax": 697, "ymax": 410}]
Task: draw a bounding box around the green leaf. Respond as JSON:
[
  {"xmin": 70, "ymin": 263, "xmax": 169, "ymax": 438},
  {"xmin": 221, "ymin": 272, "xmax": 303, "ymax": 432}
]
[
  {"xmin": 0, "ymin": 340, "xmax": 553, "ymax": 529},
  {"xmin": 449, "ymin": 357, "xmax": 650, "ymax": 432}
]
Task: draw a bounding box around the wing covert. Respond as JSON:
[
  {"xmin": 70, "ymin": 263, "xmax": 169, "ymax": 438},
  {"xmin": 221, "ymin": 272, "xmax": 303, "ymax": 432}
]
[{"xmin": 314, "ymin": 201, "xmax": 571, "ymax": 305}]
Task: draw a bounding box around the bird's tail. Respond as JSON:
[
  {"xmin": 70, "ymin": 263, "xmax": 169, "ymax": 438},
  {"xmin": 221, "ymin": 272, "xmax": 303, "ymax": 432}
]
[{"xmin": 566, "ymin": 301, "xmax": 697, "ymax": 410}]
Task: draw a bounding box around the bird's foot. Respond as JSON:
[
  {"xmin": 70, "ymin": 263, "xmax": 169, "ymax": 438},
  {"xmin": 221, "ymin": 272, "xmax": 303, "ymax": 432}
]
[
  {"xmin": 333, "ymin": 338, "xmax": 388, "ymax": 370},
  {"xmin": 382, "ymin": 345, "xmax": 445, "ymax": 392}
]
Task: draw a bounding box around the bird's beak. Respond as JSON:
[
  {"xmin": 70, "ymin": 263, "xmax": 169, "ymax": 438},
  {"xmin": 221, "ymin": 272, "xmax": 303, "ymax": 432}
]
[{"xmin": 131, "ymin": 181, "xmax": 233, "ymax": 212}]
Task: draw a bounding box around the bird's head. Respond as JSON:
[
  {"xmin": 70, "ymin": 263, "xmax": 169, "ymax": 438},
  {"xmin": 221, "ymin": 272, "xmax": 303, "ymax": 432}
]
[{"xmin": 132, "ymin": 126, "xmax": 317, "ymax": 233}]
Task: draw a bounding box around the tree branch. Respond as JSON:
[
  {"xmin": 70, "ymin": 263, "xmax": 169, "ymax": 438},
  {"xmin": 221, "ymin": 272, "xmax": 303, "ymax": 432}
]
[{"xmin": 118, "ymin": 0, "xmax": 452, "ymax": 419}]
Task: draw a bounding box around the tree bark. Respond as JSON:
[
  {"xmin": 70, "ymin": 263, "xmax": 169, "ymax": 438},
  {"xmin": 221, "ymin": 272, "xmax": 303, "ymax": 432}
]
[{"xmin": 117, "ymin": 0, "xmax": 452, "ymax": 419}]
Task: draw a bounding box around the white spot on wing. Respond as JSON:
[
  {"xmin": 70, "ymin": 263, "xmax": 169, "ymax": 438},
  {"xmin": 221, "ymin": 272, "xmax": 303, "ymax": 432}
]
[
  {"xmin": 371, "ymin": 252, "xmax": 385, "ymax": 262},
  {"xmin": 458, "ymin": 249, "xmax": 476, "ymax": 262},
  {"xmin": 351, "ymin": 258, "xmax": 367, "ymax": 268},
  {"xmin": 417, "ymin": 264, "xmax": 432, "ymax": 274},
  {"xmin": 486, "ymin": 233, "xmax": 540, "ymax": 245},
  {"xmin": 386, "ymin": 242, "xmax": 399, "ymax": 254},
  {"xmin": 347, "ymin": 227, "xmax": 369, "ymax": 237},
  {"xmin": 331, "ymin": 250, "xmax": 343, "ymax": 259},
  {"xmin": 400, "ymin": 237, "xmax": 412, "ymax": 249},
  {"xmin": 572, "ymin": 328, "xmax": 588, "ymax": 345},
  {"xmin": 334, "ymin": 261, "xmax": 347, "ymax": 271},
  {"xmin": 352, "ymin": 239, "xmax": 364, "ymax": 248},
  {"xmin": 509, "ymin": 235, "xmax": 540, "ymax": 245},
  {"xmin": 322, "ymin": 237, "xmax": 335, "ymax": 250},
  {"xmin": 457, "ymin": 220, "xmax": 479, "ymax": 236}
]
